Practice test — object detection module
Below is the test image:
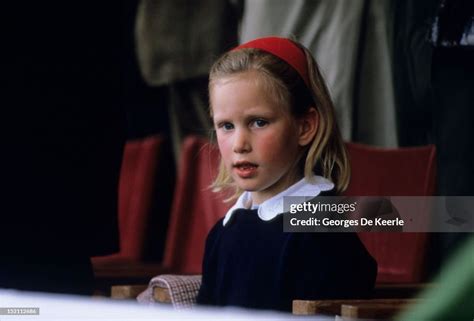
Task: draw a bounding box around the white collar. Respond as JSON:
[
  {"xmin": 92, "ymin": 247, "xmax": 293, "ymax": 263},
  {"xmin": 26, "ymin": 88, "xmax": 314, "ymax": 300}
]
[{"xmin": 222, "ymin": 175, "xmax": 334, "ymax": 226}]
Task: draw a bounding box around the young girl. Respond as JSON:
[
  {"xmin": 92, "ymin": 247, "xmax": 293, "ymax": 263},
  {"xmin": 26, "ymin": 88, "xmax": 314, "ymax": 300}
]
[{"xmin": 196, "ymin": 37, "xmax": 377, "ymax": 312}]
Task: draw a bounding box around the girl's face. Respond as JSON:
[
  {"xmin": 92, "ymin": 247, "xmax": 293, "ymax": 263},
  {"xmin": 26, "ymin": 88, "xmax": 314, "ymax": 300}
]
[{"xmin": 211, "ymin": 71, "xmax": 311, "ymax": 205}]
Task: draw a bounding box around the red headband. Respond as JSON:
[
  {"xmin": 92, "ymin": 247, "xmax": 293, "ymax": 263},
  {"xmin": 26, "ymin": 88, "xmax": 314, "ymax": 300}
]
[{"xmin": 232, "ymin": 37, "xmax": 310, "ymax": 88}]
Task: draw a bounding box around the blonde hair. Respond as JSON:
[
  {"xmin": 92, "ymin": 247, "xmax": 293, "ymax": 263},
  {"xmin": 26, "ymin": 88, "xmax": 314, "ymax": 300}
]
[{"xmin": 209, "ymin": 40, "xmax": 350, "ymax": 198}]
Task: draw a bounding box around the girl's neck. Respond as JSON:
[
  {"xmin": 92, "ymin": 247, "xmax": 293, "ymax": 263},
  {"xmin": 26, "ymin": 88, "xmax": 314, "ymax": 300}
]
[{"xmin": 251, "ymin": 172, "xmax": 303, "ymax": 205}]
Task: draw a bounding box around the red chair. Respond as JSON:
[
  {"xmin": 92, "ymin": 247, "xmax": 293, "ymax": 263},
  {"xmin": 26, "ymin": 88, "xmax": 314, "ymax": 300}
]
[
  {"xmin": 162, "ymin": 136, "xmax": 231, "ymax": 274},
  {"xmin": 99, "ymin": 136, "xmax": 226, "ymax": 293},
  {"xmin": 92, "ymin": 135, "xmax": 174, "ymax": 271},
  {"xmin": 343, "ymin": 142, "xmax": 437, "ymax": 283}
]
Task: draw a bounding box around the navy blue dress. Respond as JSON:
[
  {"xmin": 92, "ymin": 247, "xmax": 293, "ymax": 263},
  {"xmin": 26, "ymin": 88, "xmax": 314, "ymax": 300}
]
[{"xmin": 197, "ymin": 207, "xmax": 377, "ymax": 311}]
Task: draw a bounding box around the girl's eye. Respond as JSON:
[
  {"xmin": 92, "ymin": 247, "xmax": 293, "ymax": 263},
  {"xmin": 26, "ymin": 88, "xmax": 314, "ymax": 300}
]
[
  {"xmin": 220, "ymin": 122, "xmax": 234, "ymax": 131},
  {"xmin": 252, "ymin": 119, "xmax": 268, "ymax": 128}
]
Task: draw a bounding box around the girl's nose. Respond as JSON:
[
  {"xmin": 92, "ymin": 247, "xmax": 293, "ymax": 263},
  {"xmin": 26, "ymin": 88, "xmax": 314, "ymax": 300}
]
[{"xmin": 233, "ymin": 129, "xmax": 251, "ymax": 153}]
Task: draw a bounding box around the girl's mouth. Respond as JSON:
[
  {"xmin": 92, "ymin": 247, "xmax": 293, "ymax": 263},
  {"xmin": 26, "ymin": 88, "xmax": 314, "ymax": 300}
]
[{"xmin": 233, "ymin": 162, "xmax": 258, "ymax": 178}]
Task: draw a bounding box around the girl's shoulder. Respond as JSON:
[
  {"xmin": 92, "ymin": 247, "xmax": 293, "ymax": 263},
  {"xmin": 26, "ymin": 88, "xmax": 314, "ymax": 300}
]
[{"xmin": 206, "ymin": 217, "xmax": 226, "ymax": 241}]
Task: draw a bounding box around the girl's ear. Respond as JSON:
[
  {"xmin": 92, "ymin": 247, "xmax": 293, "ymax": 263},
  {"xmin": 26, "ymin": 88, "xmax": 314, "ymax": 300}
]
[{"xmin": 298, "ymin": 107, "xmax": 318, "ymax": 146}]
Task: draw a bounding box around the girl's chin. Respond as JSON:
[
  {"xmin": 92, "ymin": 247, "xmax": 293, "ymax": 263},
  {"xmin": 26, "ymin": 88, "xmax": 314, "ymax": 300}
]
[
  {"xmin": 233, "ymin": 175, "xmax": 275, "ymax": 193},
  {"xmin": 235, "ymin": 184, "xmax": 259, "ymax": 192},
  {"xmin": 234, "ymin": 180, "xmax": 261, "ymax": 192}
]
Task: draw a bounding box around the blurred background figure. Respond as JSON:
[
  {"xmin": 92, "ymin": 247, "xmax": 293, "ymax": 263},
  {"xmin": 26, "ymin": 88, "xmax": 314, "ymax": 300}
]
[
  {"xmin": 134, "ymin": 0, "xmax": 243, "ymax": 162},
  {"xmin": 240, "ymin": 0, "xmax": 398, "ymax": 147},
  {"xmin": 393, "ymin": 0, "xmax": 474, "ymax": 273}
]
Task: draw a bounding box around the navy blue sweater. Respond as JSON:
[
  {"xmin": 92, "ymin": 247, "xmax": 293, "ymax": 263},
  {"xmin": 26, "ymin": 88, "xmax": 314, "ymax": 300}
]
[{"xmin": 196, "ymin": 208, "xmax": 377, "ymax": 312}]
